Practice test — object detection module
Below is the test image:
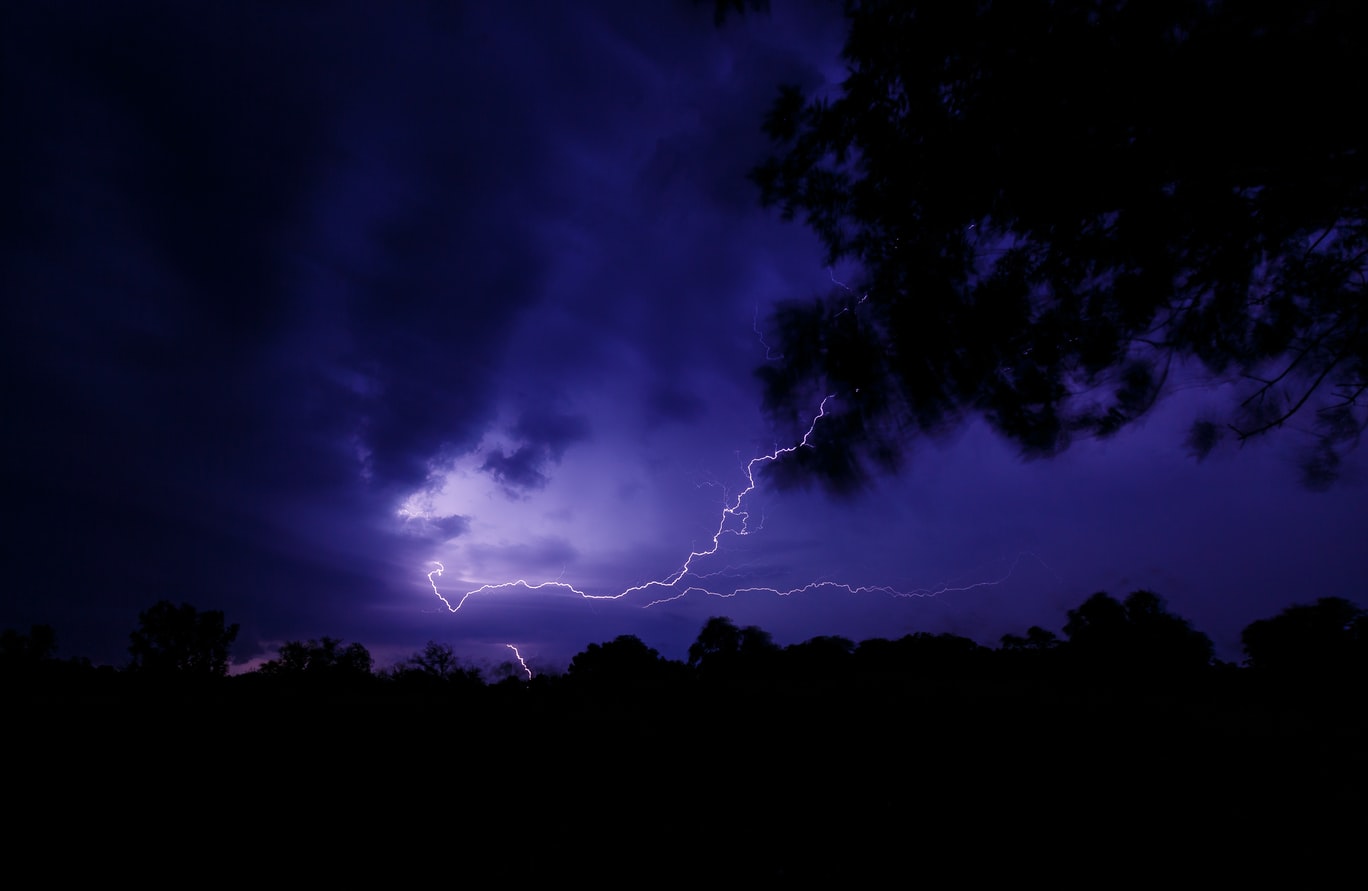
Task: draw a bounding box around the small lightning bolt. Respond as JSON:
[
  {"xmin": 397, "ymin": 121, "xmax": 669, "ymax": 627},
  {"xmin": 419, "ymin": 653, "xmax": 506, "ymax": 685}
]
[
  {"xmin": 505, "ymin": 644, "xmax": 533, "ymax": 680},
  {"xmin": 637, "ymin": 550, "xmax": 1048, "ymax": 607},
  {"xmin": 828, "ymin": 266, "xmax": 870, "ymax": 316},
  {"xmin": 754, "ymin": 303, "xmax": 782, "ymax": 360}
]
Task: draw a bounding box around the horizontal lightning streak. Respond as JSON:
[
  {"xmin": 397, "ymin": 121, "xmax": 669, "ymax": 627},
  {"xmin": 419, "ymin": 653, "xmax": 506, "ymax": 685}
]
[
  {"xmin": 426, "ymin": 397, "xmax": 1045, "ymax": 614},
  {"xmin": 428, "ymin": 397, "xmax": 835, "ymax": 612},
  {"xmin": 638, "ymin": 551, "xmax": 1044, "ymax": 607},
  {"xmin": 426, "ymin": 275, "xmax": 1046, "ymax": 619}
]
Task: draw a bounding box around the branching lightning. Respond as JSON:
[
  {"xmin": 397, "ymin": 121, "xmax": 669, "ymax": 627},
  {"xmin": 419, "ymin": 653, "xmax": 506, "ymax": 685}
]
[
  {"xmin": 428, "ymin": 396, "xmax": 838, "ymax": 611},
  {"xmin": 425, "ymin": 395, "xmax": 1045, "ymax": 613},
  {"xmin": 829, "ymin": 266, "xmax": 869, "ymax": 316},
  {"xmin": 423, "ymin": 272, "xmax": 1046, "ymax": 624}
]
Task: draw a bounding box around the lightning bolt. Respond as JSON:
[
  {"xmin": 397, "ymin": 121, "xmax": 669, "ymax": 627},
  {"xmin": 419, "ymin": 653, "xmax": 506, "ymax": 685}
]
[
  {"xmin": 424, "ymin": 272, "xmax": 1047, "ymax": 621},
  {"xmin": 637, "ymin": 551, "xmax": 1047, "ymax": 607},
  {"xmin": 428, "ymin": 395, "xmax": 836, "ymax": 611},
  {"xmin": 505, "ymin": 644, "xmax": 533, "ymax": 680},
  {"xmin": 426, "ymin": 398, "xmax": 1048, "ymax": 612},
  {"xmin": 828, "ymin": 266, "xmax": 869, "ymax": 316},
  {"xmin": 754, "ymin": 303, "xmax": 782, "ymax": 360}
]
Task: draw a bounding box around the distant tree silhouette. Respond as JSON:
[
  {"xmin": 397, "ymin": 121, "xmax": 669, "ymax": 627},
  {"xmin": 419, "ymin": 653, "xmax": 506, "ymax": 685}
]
[
  {"xmin": 258, "ymin": 637, "xmax": 373, "ymax": 679},
  {"xmin": 1064, "ymin": 591, "xmax": 1129, "ymax": 641},
  {"xmin": 1064, "ymin": 590, "xmax": 1212, "ymax": 676},
  {"xmin": 850, "ymin": 636, "xmax": 901, "ymax": 674},
  {"xmin": 688, "ymin": 616, "xmax": 743, "ymax": 670},
  {"xmin": 1241, "ymin": 597, "xmax": 1366, "ymax": 678},
  {"xmin": 1, "ymin": 624, "xmax": 57, "ymax": 667},
  {"xmin": 1026, "ymin": 626, "xmax": 1059, "ymax": 650},
  {"xmin": 127, "ymin": 601, "xmax": 238, "ymax": 677},
  {"xmin": 752, "ymin": 1, "xmax": 1368, "ymax": 489},
  {"xmin": 389, "ymin": 640, "xmax": 482, "ymax": 688},
  {"xmin": 784, "ymin": 635, "xmax": 855, "ymax": 681},
  {"xmin": 412, "ymin": 640, "xmax": 460, "ymax": 678},
  {"xmin": 999, "ymin": 625, "xmax": 1062, "ymax": 679},
  {"xmin": 738, "ymin": 624, "xmax": 780, "ymax": 660},
  {"xmin": 687, "ymin": 617, "xmax": 781, "ymax": 679},
  {"xmin": 568, "ymin": 634, "xmax": 678, "ymax": 689},
  {"xmin": 856, "ymin": 632, "xmax": 987, "ymax": 680}
]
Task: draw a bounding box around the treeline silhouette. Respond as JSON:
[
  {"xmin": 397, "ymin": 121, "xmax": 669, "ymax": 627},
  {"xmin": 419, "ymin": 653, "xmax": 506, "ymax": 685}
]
[
  {"xmin": 4, "ymin": 590, "xmax": 1364, "ymax": 701},
  {"xmin": 7, "ymin": 589, "xmax": 1362, "ymax": 873}
]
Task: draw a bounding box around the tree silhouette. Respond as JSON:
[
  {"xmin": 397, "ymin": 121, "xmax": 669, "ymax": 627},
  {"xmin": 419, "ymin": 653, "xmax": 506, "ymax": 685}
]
[
  {"xmin": 1, "ymin": 624, "xmax": 57, "ymax": 667},
  {"xmin": 736, "ymin": 623, "xmax": 782, "ymax": 674},
  {"xmin": 392, "ymin": 640, "xmax": 479, "ymax": 684},
  {"xmin": 258, "ymin": 637, "xmax": 373, "ymax": 679},
  {"xmin": 1001, "ymin": 626, "xmax": 1059, "ymax": 651},
  {"xmin": 683, "ymin": 617, "xmax": 786, "ymax": 681},
  {"xmin": 688, "ymin": 616, "xmax": 743, "ymax": 669},
  {"xmin": 567, "ymin": 634, "xmax": 677, "ymax": 688},
  {"xmin": 1241, "ymin": 597, "xmax": 1366, "ymax": 678},
  {"xmin": 127, "ymin": 601, "xmax": 239, "ymax": 677},
  {"xmin": 783, "ymin": 634, "xmax": 855, "ymax": 681},
  {"xmin": 752, "ymin": 1, "xmax": 1368, "ymax": 489},
  {"xmin": 1063, "ymin": 590, "xmax": 1213, "ymax": 676}
]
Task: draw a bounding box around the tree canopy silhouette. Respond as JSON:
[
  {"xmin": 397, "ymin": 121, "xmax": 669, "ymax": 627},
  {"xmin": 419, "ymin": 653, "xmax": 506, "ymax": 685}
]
[
  {"xmin": 687, "ymin": 616, "xmax": 780, "ymax": 678},
  {"xmin": 127, "ymin": 601, "xmax": 238, "ymax": 677},
  {"xmin": 390, "ymin": 640, "xmax": 480, "ymax": 685},
  {"xmin": 752, "ymin": 0, "xmax": 1368, "ymax": 489},
  {"xmin": 258, "ymin": 637, "xmax": 373, "ymax": 679},
  {"xmin": 1241, "ymin": 596, "xmax": 1366, "ymax": 678},
  {"xmin": 1063, "ymin": 590, "xmax": 1213, "ymax": 676},
  {"xmin": 567, "ymin": 634, "xmax": 680, "ymax": 689},
  {"xmin": 1, "ymin": 624, "xmax": 58, "ymax": 668}
]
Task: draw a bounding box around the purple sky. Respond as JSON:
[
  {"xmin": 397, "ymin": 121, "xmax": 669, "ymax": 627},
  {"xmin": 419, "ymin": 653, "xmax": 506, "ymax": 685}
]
[{"xmin": 4, "ymin": 1, "xmax": 1363, "ymax": 674}]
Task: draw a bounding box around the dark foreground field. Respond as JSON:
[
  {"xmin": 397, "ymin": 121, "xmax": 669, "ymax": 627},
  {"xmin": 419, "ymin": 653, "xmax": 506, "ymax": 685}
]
[{"xmin": 9, "ymin": 661, "xmax": 1362, "ymax": 880}]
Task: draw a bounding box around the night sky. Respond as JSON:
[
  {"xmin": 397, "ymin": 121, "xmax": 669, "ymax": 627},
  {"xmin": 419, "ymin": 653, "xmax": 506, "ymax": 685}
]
[{"xmin": 4, "ymin": 1, "xmax": 1363, "ymax": 675}]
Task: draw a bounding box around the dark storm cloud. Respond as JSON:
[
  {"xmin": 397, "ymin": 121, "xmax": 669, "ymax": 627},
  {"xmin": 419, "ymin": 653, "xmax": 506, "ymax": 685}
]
[
  {"xmin": 647, "ymin": 385, "xmax": 709, "ymax": 427},
  {"xmin": 0, "ymin": 2, "xmax": 604, "ymax": 661},
  {"xmin": 512, "ymin": 411, "xmax": 592, "ymax": 462},
  {"xmin": 634, "ymin": 38, "xmax": 833, "ymax": 216},
  {"xmin": 2, "ymin": 0, "xmax": 850, "ymax": 664},
  {"xmin": 482, "ymin": 410, "xmax": 591, "ymax": 495},
  {"xmin": 483, "ymin": 446, "xmax": 553, "ymax": 494},
  {"xmin": 531, "ymin": 9, "xmax": 845, "ymax": 418},
  {"xmin": 400, "ymin": 513, "xmax": 473, "ymax": 543}
]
